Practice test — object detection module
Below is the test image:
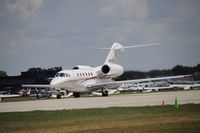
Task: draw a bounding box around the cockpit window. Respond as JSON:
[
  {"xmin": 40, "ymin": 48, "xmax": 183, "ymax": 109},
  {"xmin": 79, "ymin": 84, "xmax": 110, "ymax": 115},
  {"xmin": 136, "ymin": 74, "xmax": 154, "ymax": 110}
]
[
  {"xmin": 55, "ymin": 72, "xmax": 70, "ymax": 77},
  {"xmin": 55, "ymin": 73, "xmax": 71, "ymax": 77},
  {"xmin": 55, "ymin": 73, "xmax": 59, "ymax": 77},
  {"xmin": 59, "ymin": 73, "xmax": 65, "ymax": 77},
  {"xmin": 66, "ymin": 73, "xmax": 71, "ymax": 77}
]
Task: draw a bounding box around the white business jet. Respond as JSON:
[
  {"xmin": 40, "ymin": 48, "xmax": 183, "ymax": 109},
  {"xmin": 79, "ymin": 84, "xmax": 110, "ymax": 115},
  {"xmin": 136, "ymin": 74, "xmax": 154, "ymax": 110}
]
[{"xmin": 46, "ymin": 42, "xmax": 189, "ymax": 97}]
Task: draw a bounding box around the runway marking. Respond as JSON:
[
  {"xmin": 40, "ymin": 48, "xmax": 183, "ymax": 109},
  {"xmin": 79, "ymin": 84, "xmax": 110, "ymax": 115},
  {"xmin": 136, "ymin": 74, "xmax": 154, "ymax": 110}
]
[{"xmin": 0, "ymin": 90, "xmax": 200, "ymax": 112}]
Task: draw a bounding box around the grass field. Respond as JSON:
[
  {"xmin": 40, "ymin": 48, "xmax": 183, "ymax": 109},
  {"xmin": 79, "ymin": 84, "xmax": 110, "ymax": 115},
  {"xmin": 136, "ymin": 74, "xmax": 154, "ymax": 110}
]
[
  {"xmin": 0, "ymin": 104, "xmax": 200, "ymax": 133},
  {"xmin": 1, "ymin": 96, "xmax": 38, "ymax": 102}
]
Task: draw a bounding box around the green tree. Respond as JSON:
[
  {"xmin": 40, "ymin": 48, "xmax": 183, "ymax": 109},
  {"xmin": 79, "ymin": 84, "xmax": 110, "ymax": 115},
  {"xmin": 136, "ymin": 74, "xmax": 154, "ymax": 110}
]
[
  {"xmin": 0, "ymin": 70, "xmax": 7, "ymax": 77},
  {"xmin": 172, "ymin": 65, "xmax": 193, "ymax": 75}
]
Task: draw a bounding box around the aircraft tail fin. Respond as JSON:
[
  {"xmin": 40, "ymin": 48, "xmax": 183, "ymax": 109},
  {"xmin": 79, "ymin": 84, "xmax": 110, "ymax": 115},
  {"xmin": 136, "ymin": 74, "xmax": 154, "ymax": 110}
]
[{"xmin": 105, "ymin": 43, "xmax": 124, "ymax": 64}]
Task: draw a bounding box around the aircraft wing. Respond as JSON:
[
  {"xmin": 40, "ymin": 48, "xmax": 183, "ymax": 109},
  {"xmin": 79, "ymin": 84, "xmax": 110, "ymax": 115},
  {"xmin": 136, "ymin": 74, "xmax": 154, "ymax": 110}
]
[
  {"xmin": 87, "ymin": 75, "xmax": 191, "ymax": 90},
  {"xmin": 21, "ymin": 84, "xmax": 50, "ymax": 88},
  {"xmin": 116, "ymin": 74, "xmax": 191, "ymax": 84},
  {"xmin": 87, "ymin": 82, "xmax": 120, "ymax": 90}
]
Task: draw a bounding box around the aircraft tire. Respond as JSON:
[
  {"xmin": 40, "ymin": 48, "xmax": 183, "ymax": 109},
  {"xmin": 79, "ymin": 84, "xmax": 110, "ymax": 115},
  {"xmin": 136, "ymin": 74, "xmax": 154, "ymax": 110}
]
[
  {"xmin": 102, "ymin": 90, "xmax": 108, "ymax": 96},
  {"xmin": 57, "ymin": 93, "xmax": 61, "ymax": 99},
  {"xmin": 73, "ymin": 92, "xmax": 80, "ymax": 98}
]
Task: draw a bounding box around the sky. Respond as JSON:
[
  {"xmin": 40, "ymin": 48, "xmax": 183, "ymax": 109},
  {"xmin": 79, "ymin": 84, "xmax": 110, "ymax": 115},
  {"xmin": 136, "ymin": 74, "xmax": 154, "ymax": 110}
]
[{"xmin": 0, "ymin": 0, "xmax": 200, "ymax": 76}]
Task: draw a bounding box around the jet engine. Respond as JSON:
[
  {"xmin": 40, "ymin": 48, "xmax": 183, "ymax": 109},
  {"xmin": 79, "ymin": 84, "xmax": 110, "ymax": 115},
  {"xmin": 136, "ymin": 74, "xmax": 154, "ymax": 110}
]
[{"xmin": 100, "ymin": 64, "xmax": 124, "ymax": 78}]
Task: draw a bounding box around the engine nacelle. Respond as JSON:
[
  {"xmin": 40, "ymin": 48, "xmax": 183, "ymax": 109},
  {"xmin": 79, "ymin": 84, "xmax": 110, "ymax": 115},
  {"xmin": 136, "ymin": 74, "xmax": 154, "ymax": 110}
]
[
  {"xmin": 73, "ymin": 65, "xmax": 94, "ymax": 70},
  {"xmin": 101, "ymin": 64, "xmax": 124, "ymax": 78}
]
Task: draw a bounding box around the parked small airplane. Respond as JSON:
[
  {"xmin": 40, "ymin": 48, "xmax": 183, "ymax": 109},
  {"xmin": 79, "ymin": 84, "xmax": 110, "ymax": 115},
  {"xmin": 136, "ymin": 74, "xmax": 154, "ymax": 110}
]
[
  {"xmin": 170, "ymin": 84, "xmax": 200, "ymax": 90},
  {"xmin": 23, "ymin": 42, "xmax": 190, "ymax": 98},
  {"xmin": 18, "ymin": 88, "xmax": 31, "ymax": 96},
  {"xmin": 122, "ymin": 82, "xmax": 200, "ymax": 92}
]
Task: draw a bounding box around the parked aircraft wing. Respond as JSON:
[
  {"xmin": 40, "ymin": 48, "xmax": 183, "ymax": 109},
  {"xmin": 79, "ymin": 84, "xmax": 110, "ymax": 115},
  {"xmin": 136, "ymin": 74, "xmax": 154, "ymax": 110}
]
[
  {"xmin": 0, "ymin": 94, "xmax": 21, "ymax": 98},
  {"xmin": 22, "ymin": 84, "xmax": 51, "ymax": 88}
]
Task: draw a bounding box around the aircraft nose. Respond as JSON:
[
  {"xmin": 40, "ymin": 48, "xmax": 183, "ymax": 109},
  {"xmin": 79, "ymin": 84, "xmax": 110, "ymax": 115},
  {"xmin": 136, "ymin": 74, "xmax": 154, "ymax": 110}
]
[
  {"xmin": 50, "ymin": 78, "xmax": 66, "ymax": 88},
  {"xmin": 50, "ymin": 78, "xmax": 59, "ymax": 87}
]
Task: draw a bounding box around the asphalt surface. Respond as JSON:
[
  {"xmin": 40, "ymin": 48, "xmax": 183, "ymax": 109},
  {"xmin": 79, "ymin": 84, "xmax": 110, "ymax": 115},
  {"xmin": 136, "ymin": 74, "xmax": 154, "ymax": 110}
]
[{"xmin": 0, "ymin": 90, "xmax": 200, "ymax": 112}]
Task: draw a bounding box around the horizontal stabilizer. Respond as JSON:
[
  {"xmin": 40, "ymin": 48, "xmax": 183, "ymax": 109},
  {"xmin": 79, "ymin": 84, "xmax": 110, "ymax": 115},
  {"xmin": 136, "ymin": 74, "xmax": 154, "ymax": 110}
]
[
  {"xmin": 102, "ymin": 42, "xmax": 160, "ymax": 64},
  {"xmin": 123, "ymin": 42, "xmax": 160, "ymax": 49},
  {"xmin": 95, "ymin": 42, "xmax": 160, "ymax": 50}
]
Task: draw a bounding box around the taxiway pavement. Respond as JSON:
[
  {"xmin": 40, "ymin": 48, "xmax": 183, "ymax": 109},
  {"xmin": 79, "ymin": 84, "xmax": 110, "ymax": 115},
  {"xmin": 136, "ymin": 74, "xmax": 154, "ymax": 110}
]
[{"xmin": 0, "ymin": 90, "xmax": 200, "ymax": 112}]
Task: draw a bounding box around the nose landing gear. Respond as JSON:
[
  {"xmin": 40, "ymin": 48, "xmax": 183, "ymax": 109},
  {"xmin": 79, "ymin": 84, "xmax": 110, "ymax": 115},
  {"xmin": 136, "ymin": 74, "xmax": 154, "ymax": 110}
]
[{"xmin": 56, "ymin": 91, "xmax": 62, "ymax": 99}]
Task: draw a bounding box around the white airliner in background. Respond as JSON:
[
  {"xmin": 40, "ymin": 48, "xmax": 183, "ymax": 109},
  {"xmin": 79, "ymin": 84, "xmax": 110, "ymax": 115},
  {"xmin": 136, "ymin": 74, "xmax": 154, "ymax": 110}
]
[{"xmin": 23, "ymin": 42, "xmax": 190, "ymax": 98}]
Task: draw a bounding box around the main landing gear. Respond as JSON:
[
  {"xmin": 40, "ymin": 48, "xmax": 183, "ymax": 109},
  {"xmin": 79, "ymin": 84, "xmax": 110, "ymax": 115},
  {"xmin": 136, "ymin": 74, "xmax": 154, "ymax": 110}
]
[{"xmin": 102, "ymin": 89, "xmax": 109, "ymax": 96}]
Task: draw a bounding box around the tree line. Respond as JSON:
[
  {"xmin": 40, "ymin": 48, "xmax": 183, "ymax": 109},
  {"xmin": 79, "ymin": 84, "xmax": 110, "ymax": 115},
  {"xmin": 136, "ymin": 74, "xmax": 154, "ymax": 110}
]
[
  {"xmin": 0, "ymin": 70, "xmax": 7, "ymax": 77},
  {"xmin": 115, "ymin": 64, "xmax": 200, "ymax": 81},
  {"xmin": 21, "ymin": 67, "xmax": 62, "ymax": 77}
]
